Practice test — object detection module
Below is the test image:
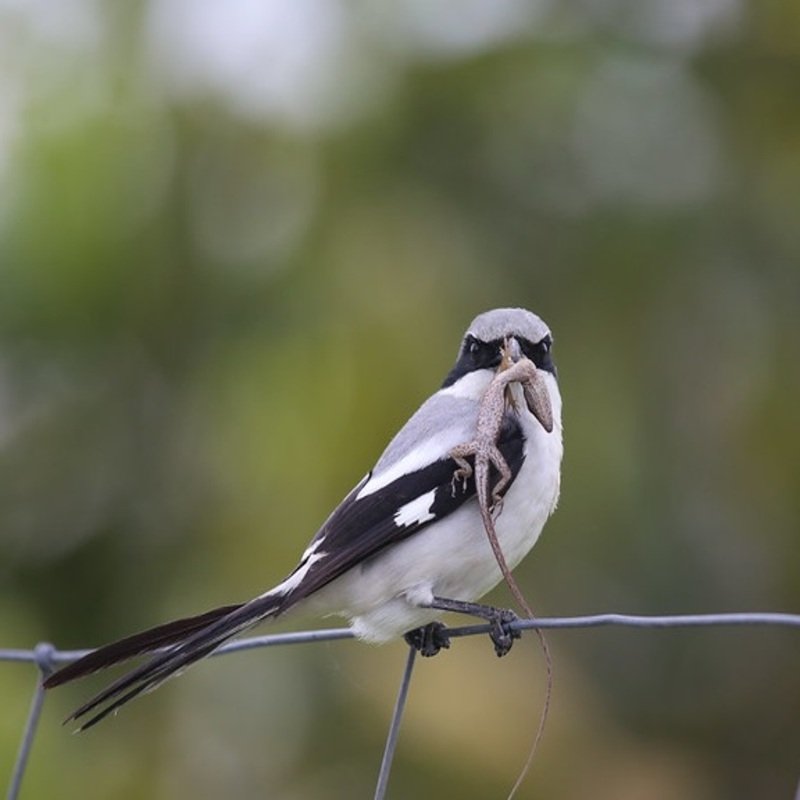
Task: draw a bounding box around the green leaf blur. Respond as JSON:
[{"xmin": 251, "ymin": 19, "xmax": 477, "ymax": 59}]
[{"xmin": 1, "ymin": 2, "xmax": 798, "ymax": 798}]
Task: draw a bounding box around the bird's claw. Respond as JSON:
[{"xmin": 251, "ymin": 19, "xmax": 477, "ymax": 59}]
[
  {"xmin": 404, "ymin": 622, "xmax": 451, "ymax": 657},
  {"xmin": 488, "ymin": 609, "xmax": 521, "ymax": 657}
]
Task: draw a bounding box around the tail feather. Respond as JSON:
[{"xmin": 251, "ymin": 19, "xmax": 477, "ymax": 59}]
[
  {"xmin": 44, "ymin": 604, "xmax": 244, "ymax": 689},
  {"xmin": 47, "ymin": 593, "xmax": 284, "ymax": 730}
]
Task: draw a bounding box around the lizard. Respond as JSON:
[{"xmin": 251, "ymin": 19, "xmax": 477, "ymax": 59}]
[{"xmin": 449, "ymin": 337, "xmax": 553, "ymax": 602}]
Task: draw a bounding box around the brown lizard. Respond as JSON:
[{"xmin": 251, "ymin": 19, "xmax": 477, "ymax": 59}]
[
  {"xmin": 408, "ymin": 346, "xmax": 554, "ymax": 658},
  {"xmin": 449, "ymin": 339, "xmax": 553, "ymax": 603}
]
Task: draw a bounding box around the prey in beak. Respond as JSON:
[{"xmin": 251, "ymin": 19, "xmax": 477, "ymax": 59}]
[{"xmin": 500, "ymin": 337, "xmax": 554, "ymax": 433}]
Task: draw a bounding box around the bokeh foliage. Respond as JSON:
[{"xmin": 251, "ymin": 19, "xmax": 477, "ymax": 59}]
[{"xmin": 1, "ymin": 2, "xmax": 798, "ymax": 798}]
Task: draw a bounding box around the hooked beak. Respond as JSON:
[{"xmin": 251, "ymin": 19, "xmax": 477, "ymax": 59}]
[{"xmin": 504, "ymin": 336, "xmax": 522, "ymax": 363}]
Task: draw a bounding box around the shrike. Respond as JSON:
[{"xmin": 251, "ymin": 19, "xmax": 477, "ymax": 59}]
[{"xmin": 45, "ymin": 307, "xmax": 563, "ymax": 729}]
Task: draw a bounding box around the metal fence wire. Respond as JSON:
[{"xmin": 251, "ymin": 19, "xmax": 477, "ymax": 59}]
[{"xmin": 4, "ymin": 612, "xmax": 800, "ymax": 800}]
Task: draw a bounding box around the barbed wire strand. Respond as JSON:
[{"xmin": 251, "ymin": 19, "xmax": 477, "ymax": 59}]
[
  {"xmin": 3, "ymin": 611, "xmax": 800, "ymax": 800},
  {"xmin": 374, "ymin": 644, "xmax": 417, "ymax": 800}
]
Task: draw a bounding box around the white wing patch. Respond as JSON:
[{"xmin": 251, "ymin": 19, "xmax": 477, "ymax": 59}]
[
  {"xmin": 393, "ymin": 490, "xmax": 436, "ymax": 528},
  {"xmin": 279, "ymin": 551, "xmax": 326, "ymax": 595},
  {"xmin": 299, "ymin": 473, "xmax": 370, "ymax": 562},
  {"xmin": 300, "ymin": 534, "xmax": 325, "ymax": 564},
  {"xmin": 357, "ymin": 436, "xmax": 454, "ymax": 499}
]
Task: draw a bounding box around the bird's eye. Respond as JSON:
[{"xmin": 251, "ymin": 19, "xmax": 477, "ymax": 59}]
[
  {"xmin": 468, "ymin": 339, "xmax": 480, "ymax": 355},
  {"xmin": 540, "ymin": 338, "xmax": 551, "ymax": 353}
]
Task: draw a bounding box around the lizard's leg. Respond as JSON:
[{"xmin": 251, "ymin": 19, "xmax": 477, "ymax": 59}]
[
  {"xmin": 448, "ymin": 446, "xmax": 474, "ymax": 496},
  {"xmin": 419, "ymin": 596, "xmax": 521, "ymax": 657},
  {"xmin": 487, "ymin": 446, "xmax": 512, "ymax": 514},
  {"xmin": 522, "ymin": 374, "xmax": 553, "ymax": 433}
]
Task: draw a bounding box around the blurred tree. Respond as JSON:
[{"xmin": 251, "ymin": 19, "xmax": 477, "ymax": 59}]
[{"xmin": 1, "ymin": 1, "xmax": 798, "ymax": 798}]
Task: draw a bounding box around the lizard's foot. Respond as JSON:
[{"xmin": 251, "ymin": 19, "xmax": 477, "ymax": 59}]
[
  {"xmin": 450, "ymin": 467, "xmax": 472, "ymax": 498},
  {"xmin": 487, "ymin": 609, "xmax": 521, "ymax": 657},
  {"xmin": 404, "ymin": 622, "xmax": 451, "ymax": 657},
  {"xmin": 490, "ymin": 495, "xmax": 505, "ymax": 517}
]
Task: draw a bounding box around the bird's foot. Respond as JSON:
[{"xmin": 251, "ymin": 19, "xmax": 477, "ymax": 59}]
[
  {"xmin": 404, "ymin": 622, "xmax": 451, "ymax": 657},
  {"xmin": 487, "ymin": 608, "xmax": 521, "ymax": 657}
]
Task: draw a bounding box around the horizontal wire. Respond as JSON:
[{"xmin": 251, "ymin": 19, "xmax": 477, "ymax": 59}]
[
  {"xmin": 4, "ymin": 611, "xmax": 800, "ymax": 800},
  {"xmin": 2, "ymin": 611, "xmax": 799, "ymax": 665},
  {"xmin": 446, "ymin": 611, "xmax": 800, "ymax": 639}
]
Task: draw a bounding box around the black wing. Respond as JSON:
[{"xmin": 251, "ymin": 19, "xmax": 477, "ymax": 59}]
[
  {"xmin": 45, "ymin": 416, "xmax": 526, "ymax": 731},
  {"xmin": 278, "ymin": 414, "xmax": 526, "ymax": 609}
]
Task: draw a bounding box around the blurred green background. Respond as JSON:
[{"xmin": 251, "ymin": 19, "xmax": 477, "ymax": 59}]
[{"xmin": 1, "ymin": 1, "xmax": 799, "ymax": 798}]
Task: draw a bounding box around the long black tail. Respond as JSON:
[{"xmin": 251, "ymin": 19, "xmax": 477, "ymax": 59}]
[
  {"xmin": 44, "ymin": 604, "xmax": 244, "ymax": 688},
  {"xmin": 44, "ymin": 593, "xmax": 284, "ymax": 730}
]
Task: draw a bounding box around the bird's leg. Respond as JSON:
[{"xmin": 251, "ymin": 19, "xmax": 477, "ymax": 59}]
[
  {"xmin": 404, "ymin": 622, "xmax": 451, "ymax": 657},
  {"xmin": 421, "ymin": 596, "xmax": 521, "ymax": 657}
]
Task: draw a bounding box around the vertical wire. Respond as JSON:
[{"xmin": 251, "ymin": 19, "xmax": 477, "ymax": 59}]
[
  {"xmin": 373, "ymin": 645, "xmax": 417, "ymax": 800},
  {"xmin": 7, "ymin": 644, "xmax": 55, "ymax": 800}
]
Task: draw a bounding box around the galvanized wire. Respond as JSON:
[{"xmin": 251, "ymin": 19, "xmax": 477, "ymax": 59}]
[
  {"xmin": 6, "ymin": 644, "xmax": 55, "ymax": 800},
  {"xmin": 3, "ymin": 611, "xmax": 800, "ymax": 800},
  {"xmin": 374, "ymin": 644, "xmax": 417, "ymax": 800}
]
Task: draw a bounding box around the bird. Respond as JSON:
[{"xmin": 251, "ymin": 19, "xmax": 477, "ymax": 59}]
[{"xmin": 44, "ymin": 307, "xmax": 563, "ymax": 729}]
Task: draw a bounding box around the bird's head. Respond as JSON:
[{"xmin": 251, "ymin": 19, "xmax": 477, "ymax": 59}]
[{"xmin": 442, "ymin": 307, "xmax": 557, "ymax": 390}]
